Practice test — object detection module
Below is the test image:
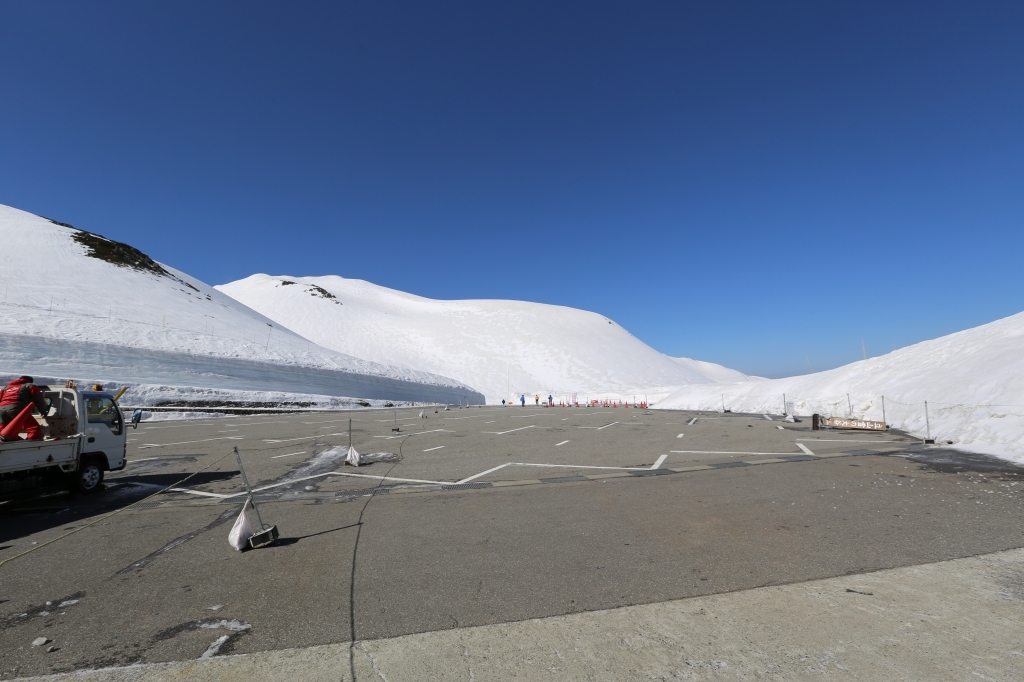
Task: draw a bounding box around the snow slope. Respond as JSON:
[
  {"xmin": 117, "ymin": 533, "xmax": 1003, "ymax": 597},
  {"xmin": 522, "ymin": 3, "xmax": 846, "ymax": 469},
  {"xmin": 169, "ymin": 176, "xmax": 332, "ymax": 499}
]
[
  {"xmin": 0, "ymin": 204, "xmax": 481, "ymax": 403},
  {"xmin": 216, "ymin": 274, "xmax": 749, "ymax": 402},
  {"xmin": 656, "ymin": 312, "xmax": 1024, "ymax": 463}
]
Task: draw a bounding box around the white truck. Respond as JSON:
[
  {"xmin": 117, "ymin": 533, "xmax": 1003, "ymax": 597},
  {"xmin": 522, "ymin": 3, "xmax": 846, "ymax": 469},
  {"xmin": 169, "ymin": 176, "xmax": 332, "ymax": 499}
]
[{"xmin": 0, "ymin": 384, "xmax": 141, "ymax": 499}]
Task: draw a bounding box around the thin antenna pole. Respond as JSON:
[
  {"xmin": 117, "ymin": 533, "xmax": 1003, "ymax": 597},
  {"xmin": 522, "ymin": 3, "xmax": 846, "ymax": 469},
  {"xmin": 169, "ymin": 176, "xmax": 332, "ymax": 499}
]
[{"xmin": 234, "ymin": 446, "xmax": 265, "ymax": 530}]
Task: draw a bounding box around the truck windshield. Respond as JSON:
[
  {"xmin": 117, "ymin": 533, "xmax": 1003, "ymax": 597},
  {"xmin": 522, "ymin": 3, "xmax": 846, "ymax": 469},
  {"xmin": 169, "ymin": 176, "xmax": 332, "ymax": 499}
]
[{"xmin": 85, "ymin": 395, "xmax": 122, "ymax": 434}]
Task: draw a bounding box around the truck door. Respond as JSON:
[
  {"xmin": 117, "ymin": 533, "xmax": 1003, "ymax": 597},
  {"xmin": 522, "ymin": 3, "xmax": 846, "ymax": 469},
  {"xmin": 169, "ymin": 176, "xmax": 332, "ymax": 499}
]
[{"xmin": 82, "ymin": 393, "xmax": 126, "ymax": 469}]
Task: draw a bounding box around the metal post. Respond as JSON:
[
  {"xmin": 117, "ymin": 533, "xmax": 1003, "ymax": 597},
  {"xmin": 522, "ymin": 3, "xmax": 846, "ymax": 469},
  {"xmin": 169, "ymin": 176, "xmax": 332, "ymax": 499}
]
[
  {"xmin": 847, "ymin": 394, "xmax": 852, "ymax": 417},
  {"xmin": 721, "ymin": 394, "xmax": 726, "ymax": 412},
  {"xmin": 782, "ymin": 393, "xmax": 787, "ymax": 416},
  {"xmin": 925, "ymin": 401, "xmax": 931, "ymax": 442},
  {"xmin": 881, "ymin": 395, "xmax": 886, "ymax": 424},
  {"xmin": 348, "ymin": 418, "xmax": 352, "ymax": 449},
  {"xmin": 234, "ymin": 446, "xmax": 265, "ymax": 530}
]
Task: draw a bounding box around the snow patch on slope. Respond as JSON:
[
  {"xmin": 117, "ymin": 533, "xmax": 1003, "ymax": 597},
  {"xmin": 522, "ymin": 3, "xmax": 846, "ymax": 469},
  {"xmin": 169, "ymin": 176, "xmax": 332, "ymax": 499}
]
[{"xmin": 655, "ymin": 311, "xmax": 1024, "ymax": 463}]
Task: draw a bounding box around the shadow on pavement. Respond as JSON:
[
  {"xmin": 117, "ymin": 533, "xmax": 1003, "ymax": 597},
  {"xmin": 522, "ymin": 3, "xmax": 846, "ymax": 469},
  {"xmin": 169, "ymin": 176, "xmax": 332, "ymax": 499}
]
[{"xmin": 0, "ymin": 471, "xmax": 239, "ymax": 544}]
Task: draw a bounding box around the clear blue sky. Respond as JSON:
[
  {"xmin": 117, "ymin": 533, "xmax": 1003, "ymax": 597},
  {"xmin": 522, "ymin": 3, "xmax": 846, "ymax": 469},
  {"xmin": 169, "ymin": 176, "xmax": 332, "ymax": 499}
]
[{"xmin": 2, "ymin": 2, "xmax": 1022, "ymax": 378}]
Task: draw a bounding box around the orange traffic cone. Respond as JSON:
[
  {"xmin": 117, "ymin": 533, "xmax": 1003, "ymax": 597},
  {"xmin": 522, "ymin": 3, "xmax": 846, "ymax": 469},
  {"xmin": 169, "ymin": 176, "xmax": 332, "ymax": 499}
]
[{"xmin": 0, "ymin": 403, "xmax": 40, "ymax": 440}]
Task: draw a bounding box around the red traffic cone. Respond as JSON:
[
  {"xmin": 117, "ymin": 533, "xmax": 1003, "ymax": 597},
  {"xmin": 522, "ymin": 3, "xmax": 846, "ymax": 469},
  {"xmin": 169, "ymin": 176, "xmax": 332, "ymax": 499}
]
[{"xmin": 0, "ymin": 403, "xmax": 41, "ymax": 440}]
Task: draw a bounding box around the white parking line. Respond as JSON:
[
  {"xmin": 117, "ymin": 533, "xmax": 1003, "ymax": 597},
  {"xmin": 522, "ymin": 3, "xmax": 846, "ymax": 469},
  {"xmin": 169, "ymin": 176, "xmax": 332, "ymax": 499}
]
[
  {"xmin": 226, "ymin": 421, "xmax": 288, "ymax": 427},
  {"xmin": 763, "ymin": 414, "xmax": 773, "ymax": 421},
  {"xmin": 555, "ymin": 440, "xmax": 569, "ymax": 446},
  {"xmin": 777, "ymin": 425, "xmax": 785, "ymax": 430},
  {"xmin": 263, "ymin": 433, "xmax": 343, "ymax": 444},
  {"xmin": 686, "ymin": 418, "xmax": 697, "ymax": 425},
  {"xmin": 796, "ymin": 439, "xmax": 904, "ymax": 443},
  {"xmin": 137, "ymin": 436, "xmax": 244, "ymax": 449},
  {"xmin": 671, "ymin": 450, "xmax": 805, "ymax": 456},
  {"xmin": 271, "ymin": 451, "xmax": 306, "ymax": 459},
  {"xmin": 796, "ymin": 443, "xmax": 815, "ymax": 455},
  {"xmin": 373, "ymin": 429, "xmax": 451, "ymax": 440},
  {"xmin": 170, "ymin": 470, "xmax": 449, "ymax": 498},
  {"xmin": 482, "ymin": 425, "xmax": 536, "ymax": 435},
  {"xmin": 577, "ymin": 422, "xmax": 619, "ymax": 430},
  {"xmin": 652, "ymin": 454, "xmax": 668, "ymax": 469},
  {"xmin": 515, "ymin": 462, "xmax": 649, "ymax": 471},
  {"xmin": 484, "ymin": 421, "xmax": 495, "ymax": 423},
  {"xmin": 456, "ymin": 463, "xmax": 513, "ymax": 484},
  {"xmin": 142, "ymin": 424, "xmax": 200, "ymax": 430},
  {"xmin": 423, "ymin": 446, "xmax": 445, "ymax": 452},
  {"xmin": 677, "ymin": 433, "xmax": 684, "ymax": 438}
]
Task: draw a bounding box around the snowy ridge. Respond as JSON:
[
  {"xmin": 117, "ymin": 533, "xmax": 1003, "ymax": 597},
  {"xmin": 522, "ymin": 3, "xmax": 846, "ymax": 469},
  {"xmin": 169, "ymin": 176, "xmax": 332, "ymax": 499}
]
[
  {"xmin": 216, "ymin": 274, "xmax": 748, "ymax": 402},
  {"xmin": 0, "ymin": 204, "xmax": 481, "ymax": 402},
  {"xmin": 655, "ymin": 312, "xmax": 1024, "ymax": 463}
]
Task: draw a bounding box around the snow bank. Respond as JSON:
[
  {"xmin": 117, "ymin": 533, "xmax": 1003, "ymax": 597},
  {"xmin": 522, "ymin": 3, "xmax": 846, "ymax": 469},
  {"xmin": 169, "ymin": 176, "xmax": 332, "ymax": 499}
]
[
  {"xmin": 0, "ymin": 204, "xmax": 482, "ymax": 404},
  {"xmin": 217, "ymin": 274, "xmax": 749, "ymax": 402},
  {"xmin": 655, "ymin": 312, "xmax": 1024, "ymax": 464}
]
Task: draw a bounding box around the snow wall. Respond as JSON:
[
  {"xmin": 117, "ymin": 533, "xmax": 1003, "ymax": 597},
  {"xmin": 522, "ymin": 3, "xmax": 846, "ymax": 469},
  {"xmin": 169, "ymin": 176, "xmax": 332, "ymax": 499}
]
[{"xmin": 0, "ymin": 333, "xmax": 485, "ymax": 405}]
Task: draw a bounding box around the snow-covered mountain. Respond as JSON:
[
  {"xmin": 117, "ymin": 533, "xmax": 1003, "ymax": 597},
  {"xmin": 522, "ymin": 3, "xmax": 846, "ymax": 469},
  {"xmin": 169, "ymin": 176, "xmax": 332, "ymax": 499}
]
[
  {"xmin": 656, "ymin": 312, "xmax": 1024, "ymax": 463},
  {"xmin": 0, "ymin": 204, "xmax": 481, "ymax": 404},
  {"xmin": 216, "ymin": 273, "xmax": 749, "ymax": 402}
]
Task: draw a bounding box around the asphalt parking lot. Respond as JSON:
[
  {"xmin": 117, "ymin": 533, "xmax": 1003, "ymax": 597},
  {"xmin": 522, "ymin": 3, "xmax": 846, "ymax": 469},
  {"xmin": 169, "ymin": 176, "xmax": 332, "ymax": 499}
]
[{"xmin": 2, "ymin": 406, "xmax": 1023, "ymax": 678}]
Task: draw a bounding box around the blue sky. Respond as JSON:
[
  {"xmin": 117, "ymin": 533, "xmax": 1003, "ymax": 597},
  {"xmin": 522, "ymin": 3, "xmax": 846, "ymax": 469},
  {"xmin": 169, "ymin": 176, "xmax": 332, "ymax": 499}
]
[{"xmin": 2, "ymin": 2, "xmax": 1022, "ymax": 377}]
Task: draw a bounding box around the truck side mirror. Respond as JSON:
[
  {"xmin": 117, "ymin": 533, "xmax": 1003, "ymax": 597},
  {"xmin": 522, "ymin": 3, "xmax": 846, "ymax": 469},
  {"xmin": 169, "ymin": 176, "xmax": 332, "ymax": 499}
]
[{"xmin": 131, "ymin": 409, "xmax": 143, "ymax": 429}]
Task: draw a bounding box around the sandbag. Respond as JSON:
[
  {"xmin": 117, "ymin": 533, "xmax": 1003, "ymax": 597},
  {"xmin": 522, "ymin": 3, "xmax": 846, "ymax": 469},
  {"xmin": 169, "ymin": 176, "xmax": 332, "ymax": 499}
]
[
  {"xmin": 345, "ymin": 446, "xmax": 361, "ymax": 467},
  {"xmin": 228, "ymin": 498, "xmax": 255, "ymax": 551}
]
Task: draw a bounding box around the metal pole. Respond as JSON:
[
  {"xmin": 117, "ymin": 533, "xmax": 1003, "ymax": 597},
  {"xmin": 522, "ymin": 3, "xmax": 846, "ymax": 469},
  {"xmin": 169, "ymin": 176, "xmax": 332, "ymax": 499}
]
[
  {"xmin": 847, "ymin": 394, "xmax": 852, "ymax": 417},
  {"xmin": 349, "ymin": 418, "xmax": 352, "ymax": 449},
  {"xmin": 234, "ymin": 446, "xmax": 265, "ymax": 530},
  {"xmin": 783, "ymin": 394, "xmax": 786, "ymax": 416},
  {"xmin": 721, "ymin": 394, "xmax": 725, "ymax": 412},
  {"xmin": 881, "ymin": 395, "xmax": 886, "ymax": 424},
  {"xmin": 925, "ymin": 401, "xmax": 931, "ymax": 441}
]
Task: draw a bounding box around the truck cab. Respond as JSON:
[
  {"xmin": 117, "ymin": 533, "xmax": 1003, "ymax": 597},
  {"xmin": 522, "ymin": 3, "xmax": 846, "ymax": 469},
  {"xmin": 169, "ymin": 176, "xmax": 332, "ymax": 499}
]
[{"xmin": 0, "ymin": 384, "xmax": 134, "ymax": 499}]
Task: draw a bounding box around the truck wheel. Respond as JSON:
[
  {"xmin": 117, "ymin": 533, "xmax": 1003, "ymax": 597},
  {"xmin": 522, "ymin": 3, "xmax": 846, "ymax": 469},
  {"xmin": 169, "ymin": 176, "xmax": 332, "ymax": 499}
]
[{"xmin": 73, "ymin": 459, "xmax": 104, "ymax": 494}]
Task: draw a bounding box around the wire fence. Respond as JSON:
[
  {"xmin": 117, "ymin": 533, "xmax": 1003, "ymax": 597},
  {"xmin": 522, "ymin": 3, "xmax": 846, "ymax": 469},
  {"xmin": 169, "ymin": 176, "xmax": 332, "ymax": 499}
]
[{"xmin": 699, "ymin": 391, "xmax": 1024, "ymax": 447}]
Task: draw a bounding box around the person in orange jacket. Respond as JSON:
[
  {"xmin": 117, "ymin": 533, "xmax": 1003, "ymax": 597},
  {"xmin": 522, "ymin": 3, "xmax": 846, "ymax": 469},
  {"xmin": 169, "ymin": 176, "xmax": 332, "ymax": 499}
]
[{"xmin": 0, "ymin": 376, "xmax": 47, "ymax": 440}]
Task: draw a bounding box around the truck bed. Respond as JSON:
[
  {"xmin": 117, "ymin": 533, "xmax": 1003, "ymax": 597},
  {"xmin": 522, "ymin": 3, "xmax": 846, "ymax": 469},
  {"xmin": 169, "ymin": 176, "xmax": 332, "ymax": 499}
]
[{"xmin": 0, "ymin": 436, "xmax": 81, "ymax": 476}]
